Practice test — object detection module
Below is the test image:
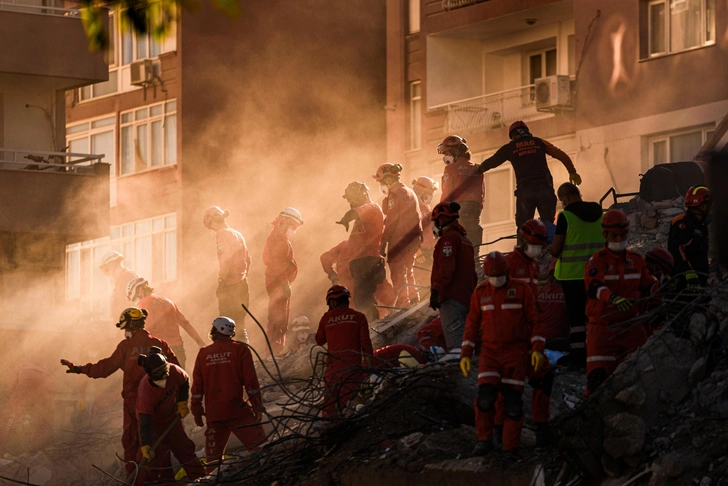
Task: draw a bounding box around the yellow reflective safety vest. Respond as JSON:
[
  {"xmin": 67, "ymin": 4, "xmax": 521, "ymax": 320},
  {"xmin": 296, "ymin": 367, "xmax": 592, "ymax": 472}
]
[{"xmin": 554, "ymin": 210, "xmax": 604, "ymax": 281}]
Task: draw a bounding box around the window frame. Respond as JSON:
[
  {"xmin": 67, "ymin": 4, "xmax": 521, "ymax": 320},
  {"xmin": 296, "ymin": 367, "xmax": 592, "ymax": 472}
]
[
  {"xmin": 647, "ymin": 124, "xmax": 714, "ymax": 167},
  {"xmin": 66, "ymin": 114, "xmax": 117, "ymax": 174},
  {"xmin": 408, "ymin": 0, "xmax": 420, "ymax": 34},
  {"xmin": 647, "ymin": 0, "xmax": 715, "ymax": 58},
  {"xmin": 409, "ymin": 81, "xmax": 422, "ymax": 151},
  {"xmin": 119, "ymin": 99, "xmax": 177, "ymax": 176}
]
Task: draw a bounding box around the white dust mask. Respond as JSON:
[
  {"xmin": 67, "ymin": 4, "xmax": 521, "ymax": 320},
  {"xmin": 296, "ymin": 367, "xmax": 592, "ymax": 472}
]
[
  {"xmin": 423, "ymin": 195, "xmax": 433, "ymax": 205},
  {"xmin": 153, "ymin": 378, "xmax": 168, "ymax": 388},
  {"xmin": 379, "ymin": 183, "xmax": 389, "ymax": 195},
  {"xmin": 525, "ymin": 245, "xmax": 542, "ymax": 259},
  {"xmin": 607, "ymin": 241, "xmax": 629, "ymax": 252},
  {"xmin": 443, "ymin": 155, "xmax": 454, "ymax": 165},
  {"xmin": 286, "ymin": 228, "xmax": 295, "ymax": 238},
  {"xmin": 488, "ymin": 276, "xmax": 507, "ymax": 288},
  {"xmin": 125, "ymin": 331, "xmax": 133, "ymax": 339}
]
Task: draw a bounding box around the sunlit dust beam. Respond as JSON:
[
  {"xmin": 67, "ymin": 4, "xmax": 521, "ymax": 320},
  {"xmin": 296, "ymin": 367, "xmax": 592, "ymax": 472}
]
[{"xmin": 609, "ymin": 23, "xmax": 629, "ymax": 91}]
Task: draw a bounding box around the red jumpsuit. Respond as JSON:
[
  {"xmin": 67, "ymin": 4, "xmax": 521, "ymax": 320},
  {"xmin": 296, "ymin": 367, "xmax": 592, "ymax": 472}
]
[
  {"xmin": 382, "ymin": 182, "xmax": 423, "ymax": 307},
  {"xmin": 111, "ymin": 267, "xmax": 139, "ymax": 319},
  {"xmin": 77, "ymin": 330, "xmax": 178, "ymax": 473},
  {"xmin": 417, "ymin": 317, "xmax": 447, "ymax": 351},
  {"xmin": 536, "ymin": 281, "xmax": 568, "ymax": 340},
  {"xmin": 372, "ymin": 344, "xmax": 427, "ymax": 368},
  {"xmin": 461, "ymin": 280, "xmax": 539, "ymax": 451},
  {"xmin": 191, "ymin": 339, "xmax": 267, "ymax": 469},
  {"xmin": 315, "ymin": 307, "xmax": 373, "ymax": 416},
  {"xmin": 216, "ymin": 227, "xmax": 252, "ymax": 331},
  {"xmin": 136, "ymin": 364, "xmax": 206, "ymax": 484},
  {"xmin": 584, "ymin": 249, "xmax": 655, "ymax": 392},
  {"xmin": 263, "ymin": 226, "xmax": 298, "ymax": 354},
  {"xmin": 0, "ymin": 365, "xmax": 54, "ymax": 455},
  {"xmin": 440, "ymin": 154, "xmax": 485, "ymax": 248},
  {"xmin": 321, "ymin": 240, "xmax": 355, "ymax": 294}
]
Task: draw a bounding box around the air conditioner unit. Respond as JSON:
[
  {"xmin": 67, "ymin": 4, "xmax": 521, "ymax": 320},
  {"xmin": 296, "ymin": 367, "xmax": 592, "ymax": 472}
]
[
  {"xmin": 535, "ymin": 75, "xmax": 571, "ymax": 109},
  {"xmin": 130, "ymin": 59, "xmax": 154, "ymax": 86}
]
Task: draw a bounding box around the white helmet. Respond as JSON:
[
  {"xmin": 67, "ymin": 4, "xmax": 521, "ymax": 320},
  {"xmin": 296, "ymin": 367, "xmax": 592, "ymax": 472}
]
[
  {"xmin": 126, "ymin": 277, "xmax": 149, "ymax": 301},
  {"xmin": 280, "ymin": 207, "xmax": 304, "ymax": 226},
  {"xmin": 289, "ymin": 316, "xmax": 310, "ymax": 333},
  {"xmin": 100, "ymin": 250, "xmax": 123, "ymax": 269},
  {"xmin": 212, "ymin": 316, "xmax": 236, "ymax": 336}
]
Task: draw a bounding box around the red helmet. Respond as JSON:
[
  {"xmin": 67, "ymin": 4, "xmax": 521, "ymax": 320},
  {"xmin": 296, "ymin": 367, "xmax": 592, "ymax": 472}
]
[
  {"xmin": 508, "ymin": 120, "xmax": 529, "ymax": 139},
  {"xmin": 483, "ymin": 251, "xmax": 509, "ymax": 277},
  {"xmin": 203, "ymin": 206, "xmax": 229, "ymax": 229},
  {"xmin": 520, "ymin": 219, "xmax": 548, "ymax": 245},
  {"xmin": 432, "ymin": 201, "xmax": 460, "ymax": 220},
  {"xmin": 326, "ymin": 285, "xmax": 351, "ymax": 302},
  {"xmin": 412, "ymin": 176, "xmax": 438, "ymax": 194},
  {"xmin": 437, "ymin": 135, "xmax": 468, "ymax": 155},
  {"xmin": 645, "ymin": 247, "xmax": 675, "ymax": 275},
  {"xmin": 601, "ymin": 209, "xmax": 629, "ymax": 234},
  {"xmin": 684, "ymin": 185, "xmax": 711, "ymax": 207},
  {"xmin": 373, "ymin": 163, "xmax": 403, "ymax": 182}
]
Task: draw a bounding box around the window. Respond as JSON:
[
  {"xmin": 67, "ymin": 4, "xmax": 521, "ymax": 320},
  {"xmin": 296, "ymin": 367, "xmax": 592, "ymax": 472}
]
[
  {"xmin": 120, "ymin": 100, "xmax": 177, "ymax": 174},
  {"xmin": 648, "ymin": 125, "xmax": 714, "ymax": 166},
  {"xmin": 409, "ymin": 81, "xmax": 422, "ymax": 151},
  {"xmin": 80, "ymin": 11, "xmax": 119, "ymax": 101},
  {"xmin": 648, "ymin": 0, "xmax": 715, "ymax": 57},
  {"xmin": 66, "ymin": 115, "xmax": 117, "ymax": 178},
  {"xmin": 408, "ymin": 0, "xmax": 420, "ymax": 34},
  {"xmin": 528, "ymin": 48, "xmax": 557, "ymax": 85},
  {"xmin": 66, "ymin": 238, "xmax": 112, "ymax": 320}
]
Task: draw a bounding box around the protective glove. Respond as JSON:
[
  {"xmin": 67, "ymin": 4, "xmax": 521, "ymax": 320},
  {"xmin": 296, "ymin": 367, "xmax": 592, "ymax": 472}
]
[
  {"xmin": 531, "ymin": 351, "xmax": 545, "ymax": 372},
  {"xmin": 252, "ymin": 407, "xmax": 264, "ymax": 423},
  {"xmin": 282, "ymin": 283, "xmax": 292, "ymax": 299},
  {"xmin": 60, "ymin": 359, "xmax": 83, "ymax": 374},
  {"xmin": 569, "ymin": 172, "xmax": 582, "ymax": 186},
  {"xmin": 336, "ymin": 209, "xmax": 359, "ymax": 232},
  {"xmin": 476, "ymin": 162, "xmax": 487, "ymax": 174},
  {"xmin": 460, "ymin": 357, "xmax": 471, "ymax": 378},
  {"xmin": 141, "ymin": 445, "xmax": 155, "ymax": 461},
  {"xmin": 380, "ymin": 242, "xmax": 387, "ymax": 258},
  {"xmin": 193, "ymin": 414, "xmax": 204, "ymax": 427},
  {"xmin": 609, "ymin": 294, "xmax": 635, "ymax": 312},
  {"xmin": 429, "ymin": 289, "xmax": 441, "ymax": 310},
  {"xmin": 685, "ymin": 270, "xmax": 701, "ymax": 292},
  {"xmin": 177, "ymin": 401, "xmax": 190, "ymax": 418},
  {"xmin": 328, "ymin": 272, "xmax": 340, "ymax": 285},
  {"xmin": 415, "ymin": 250, "xmax": 426, "ymax": 265}
]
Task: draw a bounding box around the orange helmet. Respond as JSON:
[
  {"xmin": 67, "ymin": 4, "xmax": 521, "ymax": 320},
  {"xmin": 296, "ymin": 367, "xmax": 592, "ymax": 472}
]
[
  {"xmin": 437, "ymin": 135, "xmax": 468, "ymax": 155},
  {"xmin": 645, "ymin": 248, "xmax": 675, "ymax": 275},
  {"xmin": 373, "ymin": 163, "xmax": 403, "ymax": 182},
  {"xmin": 326, "ymin": 285, "xmax": 351, "ymax": 302},
  {"xmin": 684, "ymin": 185, "xmax": 711, "ymax": 207},
  {"xmin": 601, "ymin": 209, "xmax": 629, "ymax": 234},
  {"xmin": 520, "ymin": 219, "xmax": 548, "ymax": 245},
  {"xmin": 508, "ymin": 120, "xmax": 529, "ymax": 139},
  {"xmin": 203, "ymin": 206, "xmax": 229, "ymax": 229},
  {"xmin": 483, "ymin": 251, "xmax": 509, "ymax": 277},
  {"xmin": 412, "ymin": 176, "xmax": 438, "ymax": 194},
  {"xmin": 432, "ymin": 201, "xmax": 460, "ymax": 220}
]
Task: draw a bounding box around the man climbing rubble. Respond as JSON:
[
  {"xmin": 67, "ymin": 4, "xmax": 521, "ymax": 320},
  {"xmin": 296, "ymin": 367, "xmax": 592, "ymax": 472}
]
[
  {"xmin": 412, "ymin": 176, "xmax": 439, "ymax": 285},
  {"xmin": 99, "ymin": 250, "xmax": 139, "ymax": 319},
  {"xmin": 668, "ymin": 185, "xmax": 711, "ymax": 291},
  {"xmin": 477, "ymin": 121, "xmax": 582, "ymax": 231},
  {"xmin": 127, "ymin": 277, "xmax": 206, "ymax": 369},
  {"xmin": 584, "ymin": 209, "xmax": 656, "ymax": 395},
  {"xmin": 191, "ymin": 317, "xmax": 267, "ymax": 471},
  {"xmin": 203, "ymin": 206, "xmax": 252, "ymax": 340},
  {"xmin": 60, "ymin": 308, "xmax": 179, "ymax": 474}
]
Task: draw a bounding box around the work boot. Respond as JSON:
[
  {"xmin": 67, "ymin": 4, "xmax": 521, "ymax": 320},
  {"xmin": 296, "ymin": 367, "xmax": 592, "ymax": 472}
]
[
  {"xmin": 501, "ymin": 450, "xmax": 520, "ymax": 465},
  {"xmin": 472, "ymin": 440, "xmax": 494, "ymax": 456},
  {"xmin": 493, "ymin": 425, "xmax": 503, "ymax": 451},
  {"xmin": 535, "ymin": 423, "xmax": 550, "ymax": 448}
]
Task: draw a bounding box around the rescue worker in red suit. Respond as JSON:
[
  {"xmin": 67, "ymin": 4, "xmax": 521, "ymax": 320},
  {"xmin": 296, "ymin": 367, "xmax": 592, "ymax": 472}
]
[
  {"xmin": 584, "ymin": 210, "xmax": 655, "ymax": 395},
  {"xmin": 320, "ymin": 239, "xmax": 355, "ymax": 294},
  {"xmin": 128, "ymin": 277, "xmax": 206, "ymax": 369},
  {"xmin": 668, "ymin": 185, "xmax": 711, "ymax": 290},
  {"xmin": 477, "ymin": 121, "xmax": 582, "ymax": 233},
  {"xmin": 60, "ymin": 308, "xmax": 179, "ymax": 474},
  {"xmin": 136, "ymin": 349, "xmax": 206, "ymax": 484},
  {"xmin": 336, "ymin": 181, "xmax": 396, "ymax": 321},
  {"xmin": 537, "ymin": 260, "xmax": 569, "ymax": 342},
  {"xmin": 99, "ymin": 250, "xmax": 139, "ymax": 319},
  {"xmin": 203, "ymin": 206, "xmax": 253, "ymax": 340},
  {"xmin": 437, "ymin": 136, "xmax": 484, "ymax": 251},
  {"xmin": 191, "ymin": 317, "xmax": 267, "ymax": 471},
  {"xmin": 315, "ymin": 286, "xmax": 374, "ymax": 417},
  {"xmin": 428, "ymin": 202, "xmax": 477, "ymax": 351},
  {"xmin": 417, "ymin": 316, "xmax": 448, "ymax": 352},
  {"xmin": 459, "ymin": 251, "xmax": 542, "ymax": 456},
  {"xmin": 412, "ymin": 176, "xmax": 439, "ymax": 285},
  {"xmin": 374, "ymin": 164, "xmax": 423, "ymax": 308},
  {"xmin": 373, "ymin": 344, "xmax": 427, "ymax": 368},
  {"xmin": 263, "ymin": 207, "xmax": 303, "ymax": 355}
]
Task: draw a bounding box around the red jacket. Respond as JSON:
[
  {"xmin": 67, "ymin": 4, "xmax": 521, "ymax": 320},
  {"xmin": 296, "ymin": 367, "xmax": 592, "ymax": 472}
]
[
  {"xmin": 349, "ymin": 203, "xmax": 384, "ymax": 260},
  {"xmin": 263, "ymin": 226, "xmax": 298, "ymax": 284},
  {"xmin": 216, "ymin": 227, "xmax": 252, "ymax": 285},
  {"xmin": 418, "ymin": 200, "xmax": 436, "ymax": 251},
  {"xmin": 373, "ymin": 344, "xmax": 427, "ymax": 368},
  {"xmin": 461, "ymin": 279, "xmax": 540, "ymax": 359},
  {"xmin": 536, "ymin": 282, "xmax": 568, "ymax": 340},
  {"xmin": 190, "ymin": 339, "xmax": 263, "ymax": 422},
  {"xmin": 315, "ymin": 307, "xmax": 373, "ymax": 372},
  {"xmin": 382, "ymin": 182, "xmax": 422, "ymax": 251},
  {"xmin": 320, "ymin": 240, "xmax": 355, "ymax": 291},
  {"xmin": 111, "ymin": 268, "xmax": 139, "ymax": 319},
  {"xmin": 79, "ymin": 330, "xmax": 178, "ymax": 399},
  {"xmin": 136, "ymin": 363, "xmax": 188, "ymax": 423},
  {"xmin": 585, "ymin": 248, "xmax": 656, "ymax": 326},
  {"xmin": 431, "ymin": 222, "xmax": 477, "ymax": 307},
  {"xmin": 138, "ymin": 294, "xmax": 205, "ymax": 348},
  {"xmin": 440, "ymin": 154, "xmax": 484, "ymax": 206},
  {"xmin": 507, "ymin": 248, "xmax": 539, "ymax": 296}
]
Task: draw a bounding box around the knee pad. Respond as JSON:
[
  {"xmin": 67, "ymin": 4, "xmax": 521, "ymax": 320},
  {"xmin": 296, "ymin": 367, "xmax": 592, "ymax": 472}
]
[
  {"xmin": 477, "ymin": 384, "xmax": 498, "ymax": 412},
  {"xmin": 503, "ymin": 391, "xmax": 523, "ymax": 420},
  {"xmin": 528, "ymin": 370, "xmax": 554, "ymax": 396},
  {"xmin": 587, "ymin": 368, "xmax": 608, "ymax": 395}
]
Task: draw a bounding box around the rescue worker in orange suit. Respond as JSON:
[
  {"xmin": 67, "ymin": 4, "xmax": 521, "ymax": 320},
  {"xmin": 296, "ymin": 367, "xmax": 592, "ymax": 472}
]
[
  {"xmin": 263, "ymin": 207, "xmax": 303, "ymax": 355},
  {"xmin": 584, "ymin": 210, "xmax": 656, "ymax": 395},
  {"xmin": 374, "ymin": 164, "xmax": 423, "ymax": 308},
  {"xmin": 417, "ymin": 316, "xmax": 448, "ymax": 352},
  {"xmin": 60, "ymin": 308, "xmax": 179, "ymax": 474},
  {"xmin": 136, "ymin": 349, "xmax": 206, "ymax": 484},
  {"xmin": 437, "ymin": 135, "xmax": 484, "ymax": 250},
  {"xmin": 320, "ymin": 239, "xmax": 355, "ymax": 295},
  {"xmin": 412, "ymin": 176, "xmax": 439, "ymax": 285},
  {"xmin": 99, "ymin": 251, "xmax": 139, "ymax": 319},
  {"xmin": 668, "ymin": 185, "xmax": 711, "ymax": 290},
  {"xmin": 191, "ymin": 317, "xmax": 267, "ymax": 471},
  {"xmin": 428, "ymin": 202, "xmax": 477, "ymax": 351},
  {"xmin": 336, "ymin": 181, "xmax": 396, "ymax": 321},
  {"xmin": 460, "ymin": 251, "xmax": 542, "ymax": 456},
  {"xmin": 203, "ymin": 206, "xmax": 253, "ymax": 340},
  {"xmin": 315, "ymin": 285, "xmax": 374, "ymax": 416},
  {"xmin": 128, "ymin": 277, "xmax": 206, "ymax": 369},
  {"xmin": 477, "ymin": 121, "xmax": 582, "ymax": 231}
]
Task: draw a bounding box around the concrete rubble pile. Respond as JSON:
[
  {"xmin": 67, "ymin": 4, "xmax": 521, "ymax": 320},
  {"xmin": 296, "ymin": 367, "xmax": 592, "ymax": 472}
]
[{"xmin": 621, "ymin": 195, "xmax": 685, "ymax": 254}]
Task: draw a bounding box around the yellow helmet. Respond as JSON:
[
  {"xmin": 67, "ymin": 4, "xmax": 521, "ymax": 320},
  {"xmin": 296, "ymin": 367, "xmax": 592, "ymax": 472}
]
[{"xmin": 117, "ymin": 307, "xmax": 148, "ymax": 330}]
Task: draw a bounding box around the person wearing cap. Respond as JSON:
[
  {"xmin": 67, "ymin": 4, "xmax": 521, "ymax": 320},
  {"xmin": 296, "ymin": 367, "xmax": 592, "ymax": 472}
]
[
  {"xmin": 202, "ymin": 206, "xmax": 253, "ymax": 340},
  {"xmin": 668, "ymin": 185, "xmax": 712, "ymax": 290},
  {"xmin": 99, "ymin": 250, "xmax": 139, "ymax": 319},
  {"xmin": 60, "ymin": 308, "xmax": 179, "ymax": 474},
  {"xmin": 286, "ymin": 316, "xmax": 314, "ymax": 354},
  {"xmin": 190, "ymin": 317, "xmax": 267, "ymax": 471},
  {"xmin": 315, "ymin": 285, "xmax": 374, "ymax": 416},
  {"xmin": 263, "ymin": 207, "xmax": 303, "ymax": 355},
  {"xmin": 127, "ymin": 277, "xmax": 206, "ymax": 369}
]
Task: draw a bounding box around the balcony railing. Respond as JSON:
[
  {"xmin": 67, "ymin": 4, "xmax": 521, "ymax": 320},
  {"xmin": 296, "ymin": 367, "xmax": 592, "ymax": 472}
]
[
  {"xmin": 0, "ymin": 0, "xmax": 80, "ymax": 17},
  {"xmin": 0, "ymin": 148, "xmax": 105, "ymax": 174},
  {"xmin": 440, "ymin": 84, "xmax": 555, "ymax": 135}
]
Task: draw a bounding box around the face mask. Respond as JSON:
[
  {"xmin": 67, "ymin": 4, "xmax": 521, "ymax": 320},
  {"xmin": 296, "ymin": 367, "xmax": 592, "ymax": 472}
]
[
  {"xmin": 209, "ymin": 230, "xmax": 217, "ymax": 238},
  {"xmin": 297, "ymin": 331, "xmax": 309, "ymax": 343},
  {"xmin": 443, "ymin": 155, "xmax": 454, "ymax": 165},
  {"xmin": 125, "ymin": 331, "xmax": 132, "ymax": 339},
  {"xmin": 423, "ymin": 194, "xmax": 433, "ymax": 206},
  {"xmin": 607, "ymin": 240, "xmax": 629, "ymax": 252},
  {"xmin": 525, "ymin": 245, "xmax": 542, "ymax": 259},
  {"xmin": 488, "ymin": 276, "xmax": 507, "ymax": 288},
  {"xmin": 285, "ymin": 228, "xmax": 295, "ymax": 238},
  {"xmin": 432, "ymin": 225, "xmax": 443, "ymax": 239},
  {"xmin": 153, "ymin": 378, "xmax": 167, "ymax": 388},
  {"xmin": 379, "ymin": 183, "xmax": 389, "ymax": 195}
]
